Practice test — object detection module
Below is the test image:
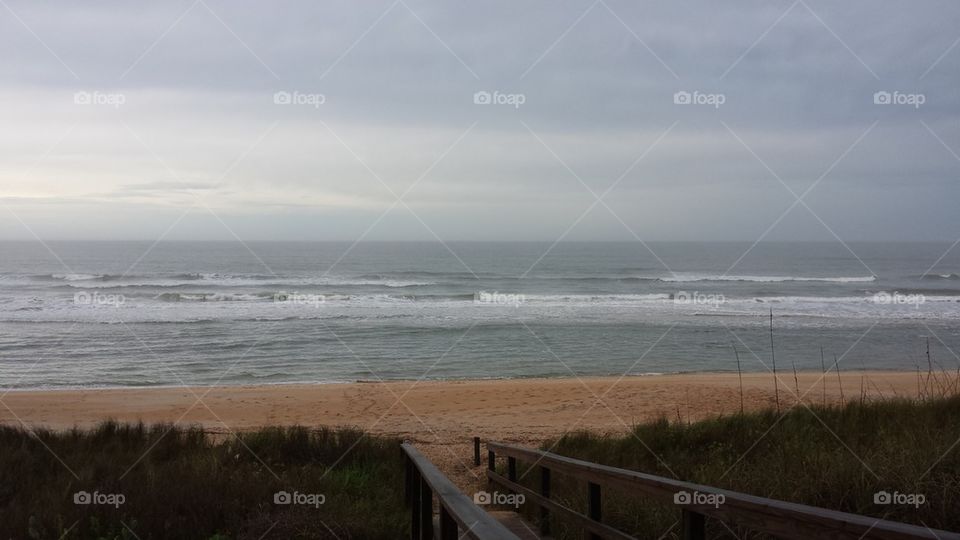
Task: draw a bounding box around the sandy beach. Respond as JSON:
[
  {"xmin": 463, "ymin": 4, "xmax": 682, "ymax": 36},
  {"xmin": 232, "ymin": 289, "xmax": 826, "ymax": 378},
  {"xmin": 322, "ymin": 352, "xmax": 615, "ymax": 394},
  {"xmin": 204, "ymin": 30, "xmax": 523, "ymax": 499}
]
[
  {"xmin": 0, "ymin": 370, "xmax": 926, "ymax": 486},
  {"xmin": 1, "ymin": 370, "xmax": 927, "ymax": 436}
]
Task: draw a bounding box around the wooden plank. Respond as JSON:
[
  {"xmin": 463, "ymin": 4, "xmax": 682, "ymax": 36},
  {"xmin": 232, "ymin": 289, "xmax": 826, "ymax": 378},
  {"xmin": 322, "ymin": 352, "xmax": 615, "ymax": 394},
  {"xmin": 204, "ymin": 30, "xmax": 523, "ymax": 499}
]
[
  {"xmin": 488, "ymin": 469, "xmax": 635, "ymax": 540},
  {"xmin": 487, "ymin": 442, "xmax": 959, "ymax": 540},
  {"xmin": 488, "ymin": 511, "xmax": 546, "ymax": 540},
  {"xmin": 402, "ymin": 443, "xmax": 521, "ymax": 540}
]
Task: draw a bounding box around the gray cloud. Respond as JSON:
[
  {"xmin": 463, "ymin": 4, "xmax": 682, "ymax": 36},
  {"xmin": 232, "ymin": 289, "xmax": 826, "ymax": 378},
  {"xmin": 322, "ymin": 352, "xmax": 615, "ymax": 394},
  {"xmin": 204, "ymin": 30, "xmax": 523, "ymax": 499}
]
[{"xmin": 0, "ymin": 0, "xmax": 958, "ymax": 241}]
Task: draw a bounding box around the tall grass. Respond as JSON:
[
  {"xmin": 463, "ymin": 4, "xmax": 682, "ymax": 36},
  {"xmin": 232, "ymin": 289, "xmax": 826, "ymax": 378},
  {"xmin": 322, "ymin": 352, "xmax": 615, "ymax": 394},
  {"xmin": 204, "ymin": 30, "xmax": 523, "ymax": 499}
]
[
  {"xmin": 526, "ymin": 395, "xmax": 960, "ymax": 539},
  {"xmin": 0, "ymin": 423, "xmax": 407, "ymax": 539}
]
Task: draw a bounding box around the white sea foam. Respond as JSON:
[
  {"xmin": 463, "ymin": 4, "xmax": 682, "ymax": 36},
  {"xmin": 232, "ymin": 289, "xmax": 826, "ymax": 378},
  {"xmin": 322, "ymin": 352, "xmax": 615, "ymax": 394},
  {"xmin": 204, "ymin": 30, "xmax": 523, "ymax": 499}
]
[
  {"xmin": 4, "ymin": 291, "xmax": 960, "ymax": 325},
  {"xmin": 51, "ymin": 273, "xmax": 104, "ymax": 281},
  {"xmin": 658, "ymin": 274, "xmax": 876, "ymax": 283},
  {"xmin": 54, "ymin": 275, "xmax": 435, "ymax": 289}
]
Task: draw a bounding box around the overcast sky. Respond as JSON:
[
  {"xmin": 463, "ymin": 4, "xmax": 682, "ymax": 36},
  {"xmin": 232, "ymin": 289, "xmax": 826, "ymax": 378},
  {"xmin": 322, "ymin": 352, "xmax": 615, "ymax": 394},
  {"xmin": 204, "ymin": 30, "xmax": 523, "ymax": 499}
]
[{"xmin": 1, "ymin": 0, "xmax": 958, "ymax": 241}]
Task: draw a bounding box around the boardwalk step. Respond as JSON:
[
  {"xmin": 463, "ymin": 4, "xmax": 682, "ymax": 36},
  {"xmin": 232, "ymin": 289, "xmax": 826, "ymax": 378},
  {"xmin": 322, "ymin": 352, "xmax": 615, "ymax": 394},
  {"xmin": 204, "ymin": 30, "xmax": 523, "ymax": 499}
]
[{"xmin": 487, "ymin": 511, "xmax": 550, "ymax": 540}]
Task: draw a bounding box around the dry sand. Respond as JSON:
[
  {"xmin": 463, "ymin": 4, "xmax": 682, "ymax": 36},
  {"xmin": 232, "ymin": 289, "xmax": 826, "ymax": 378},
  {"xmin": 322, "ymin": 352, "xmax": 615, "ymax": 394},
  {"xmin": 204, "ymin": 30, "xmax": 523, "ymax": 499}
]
[{"xmin": 0, "ymin": 371, "xmax": 924, "ymax": 491}]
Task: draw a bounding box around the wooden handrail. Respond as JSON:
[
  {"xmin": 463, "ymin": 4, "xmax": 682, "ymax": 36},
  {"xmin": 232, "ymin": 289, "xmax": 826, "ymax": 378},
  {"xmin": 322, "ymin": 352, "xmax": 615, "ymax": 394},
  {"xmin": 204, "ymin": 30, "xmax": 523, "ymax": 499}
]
[
  {"xmin": 488, "ymin": 468, "xmax": 634, "ymax": 540},
  {"xmin": 487, "ymin": 441, "xmax": 960, "ymax": 540},
  {"xmin": 402, "ymin": 442, "xmax": 520, "ymax": 540}
]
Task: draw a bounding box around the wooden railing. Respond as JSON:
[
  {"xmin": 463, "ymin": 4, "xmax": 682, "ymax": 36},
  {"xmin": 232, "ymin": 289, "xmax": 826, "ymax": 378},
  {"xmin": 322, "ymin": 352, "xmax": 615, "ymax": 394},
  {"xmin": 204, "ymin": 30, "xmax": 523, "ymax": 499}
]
[
  {"xmin": 486, "ymin": 441, "xmax": 960, "ymax": 540},
  {"xmin": 402, "ymin": 442, "xmax": 521, "ymax": 540}
]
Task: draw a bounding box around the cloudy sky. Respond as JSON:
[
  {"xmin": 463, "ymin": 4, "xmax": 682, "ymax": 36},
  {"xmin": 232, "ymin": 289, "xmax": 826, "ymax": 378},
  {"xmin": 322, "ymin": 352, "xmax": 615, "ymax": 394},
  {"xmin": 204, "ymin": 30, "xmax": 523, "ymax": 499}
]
[{"xmin": 1, "ymin": 0, "xmax": 958, "ymax": 241}]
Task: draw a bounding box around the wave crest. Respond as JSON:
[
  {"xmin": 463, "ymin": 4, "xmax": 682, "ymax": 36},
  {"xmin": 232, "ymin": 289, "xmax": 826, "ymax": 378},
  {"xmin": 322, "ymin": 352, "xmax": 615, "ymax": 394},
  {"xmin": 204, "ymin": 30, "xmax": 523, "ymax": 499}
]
[{"xmin": 659, "ymin": 274, "xmax": 876, "ymax": 283}]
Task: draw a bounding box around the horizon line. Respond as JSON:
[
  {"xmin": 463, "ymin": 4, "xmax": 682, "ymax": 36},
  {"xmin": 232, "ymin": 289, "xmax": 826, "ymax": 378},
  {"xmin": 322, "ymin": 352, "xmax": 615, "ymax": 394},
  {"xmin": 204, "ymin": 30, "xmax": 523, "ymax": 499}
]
[{"xmin": 0, "ymin": 239, "xmax": 953, "ymax": 244}]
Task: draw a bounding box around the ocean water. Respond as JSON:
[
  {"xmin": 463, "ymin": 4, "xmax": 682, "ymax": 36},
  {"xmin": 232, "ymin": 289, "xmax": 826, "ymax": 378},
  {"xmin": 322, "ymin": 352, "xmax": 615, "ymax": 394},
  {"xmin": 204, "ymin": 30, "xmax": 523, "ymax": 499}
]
[{"xmin": 1, "ymin": 241, "xmax": 959, "ymax": 389}]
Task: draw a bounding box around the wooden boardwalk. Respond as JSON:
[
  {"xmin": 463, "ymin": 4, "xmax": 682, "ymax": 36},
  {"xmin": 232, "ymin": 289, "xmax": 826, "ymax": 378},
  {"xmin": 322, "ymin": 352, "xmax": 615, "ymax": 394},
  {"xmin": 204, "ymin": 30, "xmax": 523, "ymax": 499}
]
[
  {"xmin": 402, "ymin": 440, "xmax": 960, "ymax": 540},
  {"xmin": 489, "ymin": 511, "xmax": 547, "ymax": 539}
]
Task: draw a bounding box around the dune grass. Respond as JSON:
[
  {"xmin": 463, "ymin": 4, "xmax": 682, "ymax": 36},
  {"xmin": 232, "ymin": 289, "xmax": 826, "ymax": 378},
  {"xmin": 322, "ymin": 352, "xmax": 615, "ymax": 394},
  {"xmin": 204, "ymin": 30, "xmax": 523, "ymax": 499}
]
[
  {"xmin": 516, "ymin": 395, "xmax": 960, "ymax": 539},
  {"xmin": 0, "ymin": 423, "xmax": 407, "ymax": 539},
  {"xmin": 6, "ymin": 387, "xmax": 959, "ymax": 539}
]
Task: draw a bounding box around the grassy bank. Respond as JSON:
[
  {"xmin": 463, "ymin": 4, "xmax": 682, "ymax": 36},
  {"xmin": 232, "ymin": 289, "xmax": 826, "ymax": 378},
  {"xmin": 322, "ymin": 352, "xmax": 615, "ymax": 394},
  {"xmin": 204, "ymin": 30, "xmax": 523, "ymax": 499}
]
[
  {"xmin": 0, "ymin": 423, "xmax": 407, "ymax": 539},
  {"xmin": 517, "ymin": 396, "xmax": 960, "ymax": 539}
]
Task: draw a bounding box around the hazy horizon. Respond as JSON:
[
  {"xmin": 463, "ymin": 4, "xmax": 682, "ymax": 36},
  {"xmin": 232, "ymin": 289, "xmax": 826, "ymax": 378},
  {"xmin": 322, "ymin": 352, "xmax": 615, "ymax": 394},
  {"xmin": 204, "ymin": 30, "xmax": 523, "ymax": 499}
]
[{"xmin": 1, "ymin": 238, "xmax": 959, "ymax": 244}]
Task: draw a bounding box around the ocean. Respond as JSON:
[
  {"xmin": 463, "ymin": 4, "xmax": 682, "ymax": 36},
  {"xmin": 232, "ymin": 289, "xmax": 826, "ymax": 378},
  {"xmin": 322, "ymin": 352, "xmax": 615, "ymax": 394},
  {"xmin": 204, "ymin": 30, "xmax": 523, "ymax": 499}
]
[{"xmin": 1, "ymin": 241, "xmax": 959, "ymax": 389}]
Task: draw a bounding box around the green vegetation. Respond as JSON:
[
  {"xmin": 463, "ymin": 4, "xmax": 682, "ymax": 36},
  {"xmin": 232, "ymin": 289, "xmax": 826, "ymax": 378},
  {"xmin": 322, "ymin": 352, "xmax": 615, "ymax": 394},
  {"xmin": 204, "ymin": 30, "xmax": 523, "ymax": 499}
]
[
  {"xmin": 517, "ymin": 396, "xmax": 960, "ymax": 539},
  {"xmin": 0, "ymin": 423, "xmax": 407, "ymax": 539},
  {"xmin": 6, "ymin": 395, "xmax": 960, "ymax": 539}
]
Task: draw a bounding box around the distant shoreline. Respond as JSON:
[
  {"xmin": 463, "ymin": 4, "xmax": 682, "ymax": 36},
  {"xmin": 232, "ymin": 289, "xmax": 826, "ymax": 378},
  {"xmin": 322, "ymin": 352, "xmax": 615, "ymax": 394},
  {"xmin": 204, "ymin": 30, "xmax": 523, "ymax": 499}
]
[{"xmin": 0, "ymin": 367, "xmax": 923, "ymax": 393}]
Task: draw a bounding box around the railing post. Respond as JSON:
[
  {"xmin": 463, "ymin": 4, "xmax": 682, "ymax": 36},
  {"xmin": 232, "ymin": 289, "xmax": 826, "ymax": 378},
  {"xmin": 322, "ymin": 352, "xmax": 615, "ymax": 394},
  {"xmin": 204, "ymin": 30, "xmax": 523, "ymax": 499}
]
[
  {"xmin": 404, "ymin": 454, "xmax": 413, "ymax": 506},
  {"xmin": 420, "ymin": 475, "xmax": 433, "ymax": 540},
  {"xmin": 440, "ymin": 504, "xmax": 458, "ymax": 539},
  {"xmin": 410, "ymin": 467, "xmax": 421, "ymax": 540},
  {"xmin": 507, "ymin": 456, "xmax": 518, "ymax": 507},
  {"xmin": 539, "ymin": 466, "xmax": 551, "ymax": 536},
  {"xmin": 487, "ymin": 448, "xmax": 495, "ymax": 489},
  {"xmin": 473, "ymin": 436, "xmax": 481, "ymax": 466},
  {"xmin": 681, "ymin": 509, "xmax": 705, "ymax": 540},
  {"xmin": 586, "ymin": 481, "xmax": 601, "ymax": 540}
]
